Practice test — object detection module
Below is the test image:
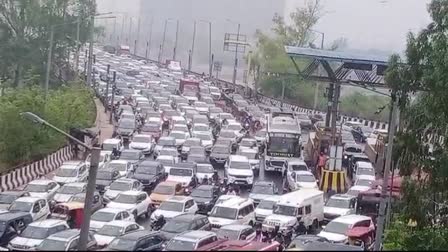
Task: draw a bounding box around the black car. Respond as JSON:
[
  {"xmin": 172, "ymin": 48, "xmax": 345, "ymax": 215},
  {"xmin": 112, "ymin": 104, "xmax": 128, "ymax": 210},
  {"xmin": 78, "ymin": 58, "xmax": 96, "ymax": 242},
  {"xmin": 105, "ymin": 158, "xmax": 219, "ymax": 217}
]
[
  {"xmin": 190, "ymin": 185, "xmax": 220, "ymax": 214},
  {"xmin": 116, "ymin": 118, "xmax": 136, "ymax": 141},
  {"xmin": 0, "ymin": 212, "xmax": 33, "ymax": 246},
  {"xmin": 132, "ymin": 161, "xmax": 166, "ymax": 190},
  {"xmin": 106, "ymin": 230, "xmax": 166, "ymax": 251},
  {"xmin": 95, "ymin": 167, "xmax": 123, "ymax": 193},
  {"xmin": 160, "ymin": 213, "xmax": 211, "ymax": 240}
]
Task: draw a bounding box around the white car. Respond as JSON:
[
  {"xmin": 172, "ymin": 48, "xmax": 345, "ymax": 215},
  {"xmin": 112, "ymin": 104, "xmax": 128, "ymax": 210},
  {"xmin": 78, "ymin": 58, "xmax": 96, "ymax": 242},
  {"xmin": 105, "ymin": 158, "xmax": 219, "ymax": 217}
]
[
  {"xmin": 225, "ymin": 122, "xmax": 244, "ymax": 138},
  {"xmin": 156, "ymin": 155, "xmax": 177, "ymax": 174},
  {"xmin": 167, "ymin": 167, "xmax": 194, "ymax": 187},
  {"xmin": 129, "ymin": 134, "xmax": 154, "ymax": 154},
  {"xmin": 94, "ymin": 220, "xmax": 144, "ymax": 247},
  {"xmin": 346, "ymin": 185, "xmax": 371, "ymax": 197},
  {"xmin": 9, "ymin": 197, "xmax": 50, "ymax": 221},
  {"xmin": 24, "ymin": 180, "xmax": 60, "ymax": 200},
  {"xmin": 196, "ymin": 163, "xmax": 214, "ymax": 182},
  {"xmin": 106, "ymin": 191, "xmax": 152, "ymax": 219},
  {"xmin": 53, "ymin": 161, "xmax": 88, "ymax": 184},
  {"xmin": 318, "ymin": 214, "xmax": 375, "ymax": 243},
  {"xmin": 194, "ymin": 102, "xmax": 209, "ymax": 116},
  {"xmin": 208, "ymin": 196, "xmax": 255, "ymax": 229},
  {"xmin": 324, "ymin": 194, "xmax": 358, "ymax": 222},
  {"xmin": 101, "ymin": 138, "xmax": 125, "ymax": 154},
  {"xmin": 154, "ymin": 136, "xmax": 176, "ymax": 157},
  {"xmin": 169, "ymin": 131, "xmax": 189, "ymax": 147},
  {"xmin": 225, "ymin": 155, "xmax": 254, "ymax": 187},
  {"xmin": 104, "ymin": 178, "xmax": 143, "ymax": 203},
  {"xmin": 53, "ymin": 182, "xmax": 86, "ymax": 203},
  {"xmin": 85, "ymin": 151, "xmax": 111, "ymax": 170},
  {"xmin": 105, "ymin": 160, "xmax": 134, "ymax": 178},
  {"xmin": 151, "ymin": 196, "xmax": 198, "ymax": 222},
  {"xmin": 254, "ymin": 129, "xmax": 267, "ymax": 144},
  {"xmin": 209, "ymin": 86, "xmax": 221, "ymax": 100},
  {"xmin": 192, "ymin": 123, "xmax": 211, "ymax": 136},
  {"xmin": 90, "ymin": 208, "xmax": 135, "ymax": 232},
  {"xmin": 354, "ymin": 175, "xmax": 376, "ymax": 187},
  {"xmin": 194, "ymin": 133, "xmax": 214, "ymax": 151},
  {"xmin": 8, "ymin": 219, "xmax": 69, "ymax": 251},
  {"xmin": 287, "ymin": 170, "xmax": 318, "ymax": 190},
  {"xmin": 254, "ymin": 196, "xmax": 281, "ymax": 224},
  {"xmin": 354, "ymin": 162, "xmax": 376, "ymax": 182}
]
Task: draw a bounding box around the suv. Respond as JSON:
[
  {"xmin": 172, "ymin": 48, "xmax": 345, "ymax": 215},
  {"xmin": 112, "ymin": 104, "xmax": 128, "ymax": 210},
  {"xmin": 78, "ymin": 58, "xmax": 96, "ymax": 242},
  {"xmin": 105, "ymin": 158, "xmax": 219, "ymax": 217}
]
[
  {"xmin": 323, "ymin": 194, "xmax": 358, "ymax": 223},
  {"xmin": 95, "ymin": 167, "xmax": 123, "ymax": 193},
  {"xmin": 106, "ymin": 230, "xmax": 166, "ymax": 251},
  {"xmin": 210, "ymin": 144, "xmax": 231, "ymax": 166},
  {"xmin": 36, "ymin": 229, "xmax": 97, "ymax": 251},
  {"xmin": 53, "ymin": 182, "xmax": 87, "ymax": 203},
  {"xmin": 248, "ymin": 181, "xmax": 278, "ymax": 205},
  {"xmin": 160, "ymin": 214, "xmax": 211, "ymax": 240},
  {"xmin": 53, "ymin": 161, "xmax": 88, "ymax": 185},
  {"xmin": 24, "ymin": 180, "xmax": 60, "ymax": 201},
  {"xmin": 132, "ymin": 161, "xmax": 166, "ymax": 190},
  {"xmin": 216, "ymin": 224, "xmax": 255, "ymax": 241},
  {"xmin": 9, "ymin": 197, "xmax": 50, "ymax": 221},
  {"xmin": 164, "ymin": 230, "xmax": 218, "ymax": 251},
  {"xmin": 208, "ymin": 196, "xmax": 255, "ymax": 229},
  {"xmin": 107, "ymin": 191, "xmax": 153, "ymax": 220},
  {"xmin": 150, "ymin": 196, "xmax": 198, "ymax": 222},
  {"xmin": 225, "ymin": 155, "xmax": 254, "ymax": 188},
  {"xmin": 102, "ymin": 138, "xmax": 125, "ymax": 156},
  {"xmin": 8, "ymin": 219, "xmax": 69, "ymax": 251},
  {"xmin": 119, "ymin": 149, "xmax": 145, "ymax": 166}
]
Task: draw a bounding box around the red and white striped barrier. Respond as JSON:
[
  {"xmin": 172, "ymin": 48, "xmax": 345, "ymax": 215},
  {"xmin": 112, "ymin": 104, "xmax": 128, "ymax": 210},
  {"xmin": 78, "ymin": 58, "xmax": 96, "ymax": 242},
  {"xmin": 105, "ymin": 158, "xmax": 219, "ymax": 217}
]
[{"xmin": 0, "ymin": 146, "xmax": 73, "ymax": 192}]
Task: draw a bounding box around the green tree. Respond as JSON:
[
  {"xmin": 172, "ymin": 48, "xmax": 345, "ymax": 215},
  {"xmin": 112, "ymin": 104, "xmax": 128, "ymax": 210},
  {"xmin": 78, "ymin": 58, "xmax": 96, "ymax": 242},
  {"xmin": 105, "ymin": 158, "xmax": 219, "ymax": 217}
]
[{"xmin": 382, "ymin": 0, "xmax": 448, "ymax": 249}]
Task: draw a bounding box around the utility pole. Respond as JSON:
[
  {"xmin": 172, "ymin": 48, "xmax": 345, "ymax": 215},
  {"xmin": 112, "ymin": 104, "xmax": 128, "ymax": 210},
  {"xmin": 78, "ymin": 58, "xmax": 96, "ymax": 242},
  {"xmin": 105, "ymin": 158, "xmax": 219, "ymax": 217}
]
[
  {"xmin": 313, "ymin": 30, "xmax": 325, "ymax": 110},
  {"xmin": 112, "ymin": 17, "xmax": 117, "ymax": 45},
  {"xmin": 280, "ymin": 79, "xmax": 285, "ymax": 108},
  {"xmin": 128, "ymin": 17, "xmax": 133, "ymax": 45},
  {"xmin": 104, "ymin": 64, "xmax": 110, "ymax": 112},
  {"xmin": 74, "ymin": 16, "xmax": 81, "ymax": 79},
  {"xmin": 208, "ymin": 22, "xmax": 212, "ymax": 77},
  {"xmin": 120, "ymin": 15, "xmax": 125, "ymax": 45},
  {"xmin": 232, "ymin": 23, "xmax": 241, "ymax": 85},
  {"xmin": 147, "ymin": 16, "xmax": 154, "ymax": 59},
  {"xmin": 374, "ymin": 95, "xmax": 399, "ymax": 251},
  {"xmin": 135, "ymin": 17, "xmax": 141, "ymax": 55},
  {"xmin": 189, "ymin": 21, "xmax": 196, "ymax": 71},
  {"xmin": 159, "ymin": 20, "xmax": 168, "ymax": 63},
  {"xmin": 44, "ymin": 28, "xmax": 54, "ymax": 103},
  {"xmin": 325, "ymin": 82, "xmax": 334, "ymax": 127},
  {"xmin": 86, "ymin": 6, "xmax": 95, "ymax": 87},
  {"xmin": 109, "ymin": 71, "xmax": 116, "ymax": 124},
  {"xmin": 173, "ymin": 19, "xmax": 179, "ymax": 60},
  {"xmin": 330, "ymin": 82, "xmax": 341, "ymax": 145}
]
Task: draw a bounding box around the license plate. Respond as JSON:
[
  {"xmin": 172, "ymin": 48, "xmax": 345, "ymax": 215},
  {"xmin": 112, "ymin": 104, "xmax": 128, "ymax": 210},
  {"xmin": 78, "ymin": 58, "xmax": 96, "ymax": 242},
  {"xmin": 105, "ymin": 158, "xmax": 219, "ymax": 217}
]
[
  {"xmin": 235, "ymin": 181, "xmax": 245, "ymax": 184},
  {"xmin": 275, "ymin": 168, "xmax": 282, "ymax": 171}
]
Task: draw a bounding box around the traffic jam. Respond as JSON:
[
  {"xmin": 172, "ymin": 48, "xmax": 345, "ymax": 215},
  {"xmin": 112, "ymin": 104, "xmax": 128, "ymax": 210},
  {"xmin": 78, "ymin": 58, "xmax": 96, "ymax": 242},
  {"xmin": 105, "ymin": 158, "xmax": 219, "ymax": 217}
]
[{"xmin": 0, "ymin": 45, "xmax": 393, "ymax": 251}]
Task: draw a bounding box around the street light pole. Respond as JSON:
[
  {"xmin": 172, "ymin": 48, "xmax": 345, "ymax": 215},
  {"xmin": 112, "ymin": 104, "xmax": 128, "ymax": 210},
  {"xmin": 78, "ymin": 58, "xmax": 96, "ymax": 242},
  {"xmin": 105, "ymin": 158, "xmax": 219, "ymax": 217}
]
[
  {"xmin": 86, "ymin": 10, "xmax": 95, "ymax": 87},
  {"xmin": 232, "ymin": 23, "xmax": 241, "ymax": 85},
  {"xmin": 173, "ymin": 19, "xmax": 179, "ymax": 60},
  {"xmin": 147, "ymin": 16, "xmax": 154, "ymax": 59},
  {"xmin": 208, "ymin": 21, "xmax": 212, "ymax": 78},
  {"xmin": 159, "ymin": 19, "xmax": 168, "ymax": 63},
  {"xmin": 189, "ymin": 21, "xmax": 196, "ymax": 71},
  {"xmin": 74, "ymin": 16, "xmax": 81, "ymax": 79},
  {"xmin": 44, "ymin": 28, "xmax": 54, "ymax": 103},
  {"xmin": 135, "ymin": 17, "xmax": 141, "ymax": 55},
  {"xmin": 20, "ymin": 112, "xmax": 100, "ymax": 251}
]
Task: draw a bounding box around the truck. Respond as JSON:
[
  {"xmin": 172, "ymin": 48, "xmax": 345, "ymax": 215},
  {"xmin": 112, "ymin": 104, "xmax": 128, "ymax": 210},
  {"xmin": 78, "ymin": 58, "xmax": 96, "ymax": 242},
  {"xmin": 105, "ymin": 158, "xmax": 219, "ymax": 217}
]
[
  {"xmin": 264, "ymin": 111, "xmax": 302, "ymax": 174},
  {"xmin": 179, "ymin": 78, "xmax": 200, "ymax": 104}
]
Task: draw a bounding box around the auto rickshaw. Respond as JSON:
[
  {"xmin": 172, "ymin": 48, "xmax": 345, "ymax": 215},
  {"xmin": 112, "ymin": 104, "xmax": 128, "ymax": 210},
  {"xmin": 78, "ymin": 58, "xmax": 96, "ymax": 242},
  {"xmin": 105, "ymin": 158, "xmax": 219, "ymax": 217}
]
[
  {"xmin": 346, "ymin": 227, "xmax": 375, "ymax": 251},
  {"xmin": 50, "ymin": 202, "xmax": 84, "ymax": 229}
]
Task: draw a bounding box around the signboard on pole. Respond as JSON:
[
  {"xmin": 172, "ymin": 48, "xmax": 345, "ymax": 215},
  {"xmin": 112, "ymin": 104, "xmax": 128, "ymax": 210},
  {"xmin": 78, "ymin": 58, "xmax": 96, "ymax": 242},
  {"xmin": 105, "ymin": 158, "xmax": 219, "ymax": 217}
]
[
  {"xmin": 329, "ymin": 145, "xmax": 343, "ymax": 171},
  {"xmin": 223, "ymin": 33, "xmax": 247, "ymax": 53}
]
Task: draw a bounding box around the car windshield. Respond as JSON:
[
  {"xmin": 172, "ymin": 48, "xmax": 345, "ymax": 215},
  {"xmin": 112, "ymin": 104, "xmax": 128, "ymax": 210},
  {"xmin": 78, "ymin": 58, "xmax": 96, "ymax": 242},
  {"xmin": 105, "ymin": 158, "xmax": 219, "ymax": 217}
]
[
  {"xmin": 97, "ymin": 170, "xmax": 115, "ymax": 180},
  {"xmin": 184, "ymin": 139, "xmax": 200, "ymax": 147},
  {"xmin": 162, "ymin": 220, "xmax": 191, "ymax": 233},
  {"xmin": 273, "ymin": 205, "xmax": 298, "ymax": 217},
  {"xmin": 324, "ymin": 221, "xmax": 351, "ymax": 235},
  {"xmin": 136, "ymin": 166, "xmax": 156, "ymax": 175},
  {"xmin": 21, "ymin": 226, "xmax": 52, "ymax": 239},
  {"xmin": 196, "ymin": 134, "xmax": 211, "ymax": 141},
  {"xmin": 110, "ymin": 181, "xmax": 132, "ymax": 191},
  {"xmin": 154, "ymin": 185, "xmax": 175, "ymax": 195},
  {"xmin": 55, "ymin": 168, "xmax": 77, "ymax": 177},
  {"xmin": 102, "ymin": 143, "xmax": 117, "ymax": 151},
  {"xmin": 159, "ymin": 201, "xmax": 184, "ymax": 212},
  {"xmin": 25, "ymin": 184, "xmax": 47, "ymax": 193},
  {"xmin": 91, "ymin": 211, "xmax": 115, "ymax": 222},
  {"xmin": 230, "ymin": 161, "xmax": 250, "ymax": 170},
  {"xmin": 210, "ymin": 206, "xmax": 237, "ymax": 219},
  {"xmin": 355, "ymin": 179, "xmax": 373, "ymax": 187},
  {"xmin": 108, "ymin": 237, "xmax": 136, "ymax": 251},
  {"xmin": 0, "ymin": 194, "xmax": 19, "ymax": 204},
  {"xmin": 97, "ymin": 225, "xmax": 124, "ymax": 236},
  {"xmin": 159, "ymin": 138, "xmax": 175, "ymax": 146},
  {"xmin": 193, "ymin": 125, "xmax": 209, "ymax": 131},
  {"xmin": 170, "ymin": 168, "xmax": 192, "ymax": 177},
  {"xmin": 170, "ymin": 132, "xmax": 186, "ymax": 139},
  {"xmin": 157, "ymin": 158, "xmax": 174, "ymax": 166},
  {"xmin": 252, "ymin": 185, "xmax": 273, "ymax": 195},
  {"xmin": 115, "ymin": 194, "xmax": 137, "ymax": 204},
  {"xmin": 357, "ymin": 168, "xmax": 375, "ymax": 176},
  {"xmin": 191, "ymin": 188, "xmax": 212, "ymax": 198},
  {"xmin": 255, "ymin": 130, "xmax": 266, "ymax": 137},
  {"xmin": 70, "ymin": 195, "xmax": 87, "ymax": 203},
  {"xmin": 217, "ymin": 229, "xmax": 239, "ymax": 240},
  {"xmin": 9, "ymin": 201, "xmax": 32, "ymax": 212},
  {"xmin": 133, "ymin": 136, "xmax": 151, "ymax": 143},
  {"xmin": 190, "ymin": 147, "xmax": 204, "ymax": 155},
  {"xmin": 108, "ymin": 162, "xmax": 127, "ymax": 171},
  {"xmin": 213, "ymin": 146, "xmax": 229, "ymax": 154},
  {"xmin": 258, "ymin": 200, "xmax": 277, "ymax": 210},
  {"xmin": 119, "ymin": 120, "xmax": 135, "ymax": 129},
  {"xmin": 120, "ymin": 151, "xmax": 140, "ymax": 160},
  {"xmin": 290, "ymin": 164, "xmax": 308, "ymax": 171},
  {"xmin": 173, "ymin": 125, "xmax": 187, "ymax": 131},
  {"xmin": 240, "ymin": 151, "xmax": 256, "ymax": 159},
  {"xmin": 297, "ymin": 174, "xmax": 316, "ymax": 182},
  {"xmin": 142, "ymin": 124, "xmax": 160, "ymax": 132},
  {"xmin": 227, "ymin": 124, "xmax": 241, "ymax": 131},
  {"xmin": 58, "ymin": 185, "xmax": 83, "ymax": 194},
  {"xmin": 166, "ymin": 239, "xmax": 196, "ymax": 251},
  {"xmin": 220, "ymin": 131, "xmax": 235, "ymax": 138},
  {"xmin": 325, "ymin": 198, "xmax": 351, "ymax": 208},
  {"xmin": 37, "ymin": 239, "xmax": 68, "ymax": 251},
  {"xmin": 196, "ymin": 165, "xmax": 213, "ymax": 174},
  {"xmin": 240, "ymin": 139, "xmax": 255, "ymax": 147}
]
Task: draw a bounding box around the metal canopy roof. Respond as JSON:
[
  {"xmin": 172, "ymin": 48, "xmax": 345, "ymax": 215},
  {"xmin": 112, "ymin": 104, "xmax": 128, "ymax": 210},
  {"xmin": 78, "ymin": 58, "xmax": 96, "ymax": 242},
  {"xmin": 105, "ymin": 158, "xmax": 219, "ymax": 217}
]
[{"xmin": 284, "ymin": 45, "xmax": 391, "ymax": 88}]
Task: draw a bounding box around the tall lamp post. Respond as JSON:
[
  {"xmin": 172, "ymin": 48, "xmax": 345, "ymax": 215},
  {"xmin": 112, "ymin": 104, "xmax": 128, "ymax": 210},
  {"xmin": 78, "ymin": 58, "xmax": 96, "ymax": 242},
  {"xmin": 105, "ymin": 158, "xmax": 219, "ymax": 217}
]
[
  {"xmin": 158, "ymin": 18, "xmax": 177, "ymax": 63},
  {"xmin": 309, "ymin": 29, "xmax": 325, "ymax": 112},
  {"xmin": 198, "ymin": 19, "xmax": 212, "ymax": 77},
  {"xmin": 226, "ymin": 19, "xmax": 241, "ymax": 85},
  {"xmin": 20, "ymin": 112, "xmax": 101, "ymax": 251}
]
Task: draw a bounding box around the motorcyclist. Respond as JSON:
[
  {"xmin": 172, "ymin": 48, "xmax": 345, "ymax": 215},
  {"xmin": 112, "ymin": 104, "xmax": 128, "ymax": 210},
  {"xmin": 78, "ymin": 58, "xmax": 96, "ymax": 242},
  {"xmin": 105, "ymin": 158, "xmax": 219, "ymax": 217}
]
[
  {"xmin": 221, "ymin": 118, "xmax": 228, "ymax": 127},
  {"xmin": 153, "ymin": 215, "xmax": 166, "ymax": 230},
  {"xmin": 254, "ymin": 223, "xmax": 264, "ymax": 242},
  {"xmin": 274, "ymin": 233, "xmax": 285, "ymax": 251},
  {"xmin": 212, "ymin": 171, "xmax": 219, "ymax": 184},
  {"xmin": 294, "ymin": 220, "xmax": 307, "ymax": 235},
  {"xmin": 202, "ymin": 176, "xmax": 209, "ymax": 185},
  {"xmin": 111, "ymin": 147, "xmax": 120, "ymax": 159},
  {"xmin": 189, "ymin": 174, "xmax": 199, "ymax": 188},
  {"xmin": 227, "ymin": 188, "xmax": 236, "ymax": 196}
]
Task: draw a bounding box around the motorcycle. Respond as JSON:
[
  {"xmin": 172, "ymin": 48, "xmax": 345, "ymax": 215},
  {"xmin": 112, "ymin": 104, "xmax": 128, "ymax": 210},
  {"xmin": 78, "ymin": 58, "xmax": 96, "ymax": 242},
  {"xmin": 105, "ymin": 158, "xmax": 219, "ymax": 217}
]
[{"xmin": 150, "ymin": 220, "xmax": 165, "ymax": 231}]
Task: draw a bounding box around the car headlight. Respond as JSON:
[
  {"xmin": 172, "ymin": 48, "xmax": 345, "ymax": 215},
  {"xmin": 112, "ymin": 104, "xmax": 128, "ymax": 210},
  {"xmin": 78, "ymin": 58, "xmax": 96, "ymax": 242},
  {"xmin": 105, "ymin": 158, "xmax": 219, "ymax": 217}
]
[
  {"xmin": 228, "ymin": 176, "xmax": 235, "ymax": 182},
  {"xmin": 344, "ymin": 155, "xmax": 348, "ymax": 159},
  {"xmin": 247, "ymin": 177, "xmax": 253, "ymax": 183}
]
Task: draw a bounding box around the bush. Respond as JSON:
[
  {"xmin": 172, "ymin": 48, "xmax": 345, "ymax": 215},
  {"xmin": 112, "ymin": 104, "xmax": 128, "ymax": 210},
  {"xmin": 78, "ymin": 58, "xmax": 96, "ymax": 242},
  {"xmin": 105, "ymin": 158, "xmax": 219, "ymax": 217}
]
[{"xmin": 0, "ymin": 83, "xmax": 96, "ymax": 171}]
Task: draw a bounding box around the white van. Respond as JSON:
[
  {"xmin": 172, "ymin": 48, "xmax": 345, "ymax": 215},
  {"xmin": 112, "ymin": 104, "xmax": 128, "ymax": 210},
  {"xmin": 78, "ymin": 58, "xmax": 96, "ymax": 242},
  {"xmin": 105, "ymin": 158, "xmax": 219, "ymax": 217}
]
[
  {"xmin": 255, "ymin": 196, "xmax": 281, "ymax": 224},
  {"xmin": 208, "ymin": 197, "xmax": 255, "ymax": 229},
  {"xmin": 262, "ymin": 189, "xmax": 324, "ymax": 232}
]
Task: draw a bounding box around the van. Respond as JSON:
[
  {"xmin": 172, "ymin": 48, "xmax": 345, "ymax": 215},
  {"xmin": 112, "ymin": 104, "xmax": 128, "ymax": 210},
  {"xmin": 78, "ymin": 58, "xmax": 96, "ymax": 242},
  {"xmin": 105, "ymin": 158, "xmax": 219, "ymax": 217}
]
[
  {"xmin": 262, "ymin": 189, "xmax": 324, "ymax": 233},
  {"xmin": 354, "ymin": 161, "xmax": 375, "ymax": 181},
  {"xmin": 208, "ymin": 196, "xmax": 255, "ymax": 229}
]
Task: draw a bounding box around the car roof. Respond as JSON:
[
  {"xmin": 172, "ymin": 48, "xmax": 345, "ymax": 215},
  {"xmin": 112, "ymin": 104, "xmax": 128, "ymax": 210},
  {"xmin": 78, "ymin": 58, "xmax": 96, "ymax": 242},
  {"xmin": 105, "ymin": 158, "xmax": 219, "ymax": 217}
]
[
  {"xmin": 166, "ymin": 196, "xmax": 192, "ymax": 203},
  {"xmin": 296, "ymin": 170, "xmax": 314, "ymax": 176},
  {"xmin": 119, "ymin": 190, "xmax": 144, "ymax": 196},
  {"xmin": 48, "ymin": 229, "xmax": 80, "ymax": 240},
  {"xmin": 0, "ymin": 211, "xmax": 32, "ymax": 221},
  {"xmin": 133, "ymin": 134, "xmax": 152, "ymax": 138},
  {"xmin": 29, "ymin": 219, "xmax": 67, "ymax": 228},
  {"xmin": 122, "ymin": 149, "xmax": 141, "ymax": 153},
  {"xmin": 114, "ymin": 178, "xmax": 138, "ymax": 183},
  {"xmin": 330, "ymin": 194, "xmax": 357, "ymax": 200},
  {"xmin": 61, "ymin": 182, "xmax": 86, "ymax": 187},
  {"xmin": 110, "ymin": 160, "xmax": 130, "ymax": 164},
  {"xmin": 104, "ymin": 220, "xmax": 138, "ymax": 227},
  {"xmin": 29, "ymin": 179, "xmax": 54, "ymax": 185},
  {"xmin": 332, "ymin": 214, "xmax": 372, "ymax": 224},
  {"xmin": 215, "ymin": 196, "xmax": 253, "ymax": 208},
  {"xmin": 157, "ymin": 155, "xmax": 174, "ymax": 160},
  {"xmin": 174, "ymin": 230, "xmax": 216, "ymax": 242},
  {"xmin": 0, "ymin": 190, "xmax": 28, "ymax": 196},
  {"xmin": 220, "ymin": 224, "xmax": 252, "ymax": 231},
  {"xmin": 172, "ymin": 213, "xmax": 206, "ymax": 222},
  {"xmin": 139, "ymin": 160, "xmax": 161, "ymax": 166},
  {"xmin": 356, "ymin": 162, "xmax": 374, "ymax": 168},
  {"xmin": 15, "ymin": 197, "xmax": 41, "ymax": 203},
  {"xmin": 195, "ymin": 185, "xmax": 214, "ymax": 190},
  {"xmin": 229, "ymin": 155, "xmax": 249, "ymax": 162},
  {"xmin": 159, "ymin": 181, "xmax": 181, "ymax": 186},
  {"xmin": 120, "ymin": 230, "xmax": 157, "ymax": 240},
  {"xmin": 98, "ymin": 208, "xmax": 126, "ymax": 214}
]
